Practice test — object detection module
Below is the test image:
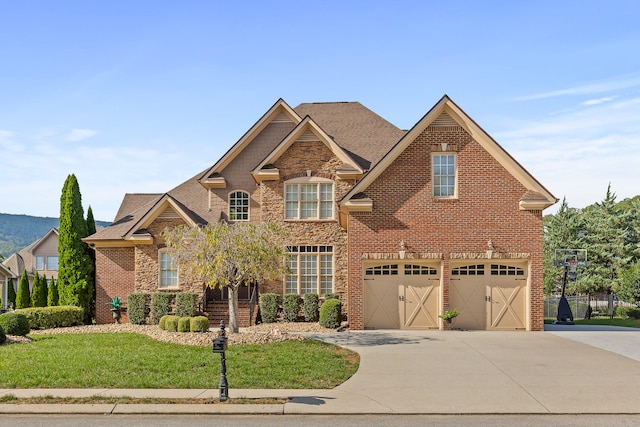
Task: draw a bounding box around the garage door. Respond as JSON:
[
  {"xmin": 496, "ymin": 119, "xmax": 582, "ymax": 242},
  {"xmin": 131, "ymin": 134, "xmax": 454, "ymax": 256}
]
[
  {"xmin": 449, "ymin": 263, "xmax": 527, "ymax": 330},
  {"xmin": 363, "ymin": 263, "xmax": 440, "ymax": 330}
]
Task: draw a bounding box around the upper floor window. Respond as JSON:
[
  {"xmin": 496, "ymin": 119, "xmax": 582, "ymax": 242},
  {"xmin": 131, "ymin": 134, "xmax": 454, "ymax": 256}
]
[
  {"xmin": 36, "ymin": 255, "xmax": 44, "ymax": 270},
  {"xmin": 229, "ymin": 191, "xmax": 249, "ymax": 221},
  {"xmin": 285, "ymin": 178, "xmax": 334, "ymax": 220},
  {"xmin": 46, "ymin": 256, "xmax": 58, "ymax": 271},
  {"xmin": 159, "ymin": 250, "xmax": 178, "ymax": 288},
  {"xmin": 433, "ymin": 153, "xmax": 457, "ymax": 198}
]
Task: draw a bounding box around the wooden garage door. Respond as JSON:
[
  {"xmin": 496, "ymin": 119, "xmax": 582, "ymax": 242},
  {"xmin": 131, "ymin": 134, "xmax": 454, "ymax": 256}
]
[
  {"xmin": 450, "ymin": 263, "xmax": 527, "ymax": 330},
  {"xmin": 363, "ymin": 263, "xmax": 440, "ymax": 329}
]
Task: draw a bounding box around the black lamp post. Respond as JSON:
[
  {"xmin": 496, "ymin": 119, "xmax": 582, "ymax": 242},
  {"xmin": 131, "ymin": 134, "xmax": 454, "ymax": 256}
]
[{"xmin": 212, "ymin": 320, "xmax": 229, "ymax": 402}]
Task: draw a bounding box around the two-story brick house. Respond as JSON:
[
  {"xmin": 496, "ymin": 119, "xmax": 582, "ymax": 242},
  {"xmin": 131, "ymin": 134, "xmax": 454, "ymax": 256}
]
[{"xmin": 85, "ymin": 95, "xmax": 556, "ymax": 330}]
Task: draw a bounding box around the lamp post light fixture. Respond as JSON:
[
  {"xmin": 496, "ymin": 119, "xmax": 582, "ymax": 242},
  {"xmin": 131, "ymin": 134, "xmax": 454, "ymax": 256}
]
[{"xmin": 212, "ymin": 320, "xmax": 229, "ymax": 402}]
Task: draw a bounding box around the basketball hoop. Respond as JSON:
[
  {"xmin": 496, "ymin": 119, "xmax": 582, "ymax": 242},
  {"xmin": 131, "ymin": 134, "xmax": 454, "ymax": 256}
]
[{"xmin": 567, "ymin": 259, "xmax": 578, "ymax": 280}]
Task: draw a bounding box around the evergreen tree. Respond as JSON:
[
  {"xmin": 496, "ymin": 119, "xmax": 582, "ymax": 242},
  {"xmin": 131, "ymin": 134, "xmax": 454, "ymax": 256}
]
[
  {"xmin": 47, "ymin": 277, "xmax": 59, "ymax": 306},
  {"xmin": 7, "ymin": 278, "xmax": 16, "ymax": 308},
  {"xmin": 86, "ymin": 206, "xmax": 96, "ymax": 236},
  {"xmin": 57, "ymin": 174, "xmax": 94, "ymax": 320},
  {"xmin": 16, "ymin": 270, "xmax": 31, "ymax": 309},
  {"xmin": 574, "ymin": 185, "xmax": 640, "ymax": 294},
  {"xmin": 31, "ymin": 273, "xmax": 48, "ymax": 307}
]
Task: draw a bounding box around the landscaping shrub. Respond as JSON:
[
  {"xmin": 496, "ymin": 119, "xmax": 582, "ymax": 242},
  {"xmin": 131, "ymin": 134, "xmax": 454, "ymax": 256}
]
[
  {"xmin": 176, "ymin": 293, "xmax": 198, "ymax": 317},
  {"xmin": 303, "ymin": 293, "xmax": 320, "ymax": 322},
  {"xmin": 158, "ymin": 315, "xmax": 170, "ymax": 330},
  {"xmin": 190, "ymin": 316, "xmax": 210, "ymax": 332},
  {"xmin": 283, "ymin": 294, "xmax": 301, "ymax": 322},
  {"xmin": 177, "ymin": 317, "xmax": 192, "ymax": 332},
  {"xmin": 16, "ymin": 270, "xmax": 31, "ymax": 309},
  {"xmin": 319, "ymin": 299, "xmax": 342, "ymax": 329},
  {"xmin": 0, "ymin": 325, "xmax": 5, "ymax": 344},
  {"xmin": 616, "ymin": 306, "xmax": 631, "ymax": 318},
  {"xmin": 260, "ymin": 293, "xmax": 279, "ymax": 323},
  {"xmin": 31, "ymin": 274, "xmax": 48, "ymax": 308},
  {"xmin": 324, "ymin": 293, "xmax": 339, "ymax": 300},
  {"xmin": 628, "ymin": 308, "xmax": 640, "ymax": 319},
  {"xmin": 0, "ymin": 312, "xmax": 31, "ymax": 336},
  {"xmin": 127, "ymin": 293, "xmax": 148, "ymax": 325},
  {"xmin": 151, "ymin": 293, "xmax": 175, "ymax": 325},
  {"xmin": 165, "ymin": 315, "xmax": 180, "ymax": 332},
  {"xmin": 16, "ymin": 306, "xmax": 84, "ymax": 329},
  {"xmin": 47, "ymin": 278, "xmax": 58, "ymax": 307}
]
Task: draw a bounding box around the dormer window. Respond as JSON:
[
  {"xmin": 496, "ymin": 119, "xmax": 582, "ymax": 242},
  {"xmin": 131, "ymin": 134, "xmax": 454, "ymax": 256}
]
[
  {"xmin": 229, "ymin": 191, "xmax": 249, "ymax": 221},
  {"xmin": 284, "ymin": 178, "xmax": 334, "ymax": 220}
]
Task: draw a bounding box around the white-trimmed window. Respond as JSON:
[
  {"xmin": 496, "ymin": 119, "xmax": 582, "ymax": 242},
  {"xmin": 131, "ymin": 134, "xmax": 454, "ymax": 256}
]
[
  {"xmin": 35, "ymin": 255, "xmax": 44, "ymax": 270},
  {"xmin": 432, "ymin": 153, "xmax": 457, "ymax": 198},
  {"xmin": 229, "ymin": 190, "xmax": 249, "ymax": 221},
  {"xmin": 286, "ymin": 245, "xmax": 333, "ymax": 295},
  {"xmin": 285, "ymin": 178, "xmax": 334, "ymax": 220},
  {"xmin": 46, "ymin": 256, "xmax": 58, "ymax": 270},
  {"xmin": 159, "ymin": 249, "xmax": 178, "ymax": 288}
]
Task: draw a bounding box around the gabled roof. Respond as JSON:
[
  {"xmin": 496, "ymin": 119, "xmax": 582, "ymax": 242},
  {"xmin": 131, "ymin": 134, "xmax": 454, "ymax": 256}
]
[
  {"xmin": 28, "ymin": 228, "xmax": 58, "ymax": 253},
  {"xmin": 251, "ymin": 116, "xmax": 365, "ymax": 182},
  {"xmin": 84, "ymin": 194, "xmax": 201, "ymax": 246},
  {"xmin": 293, "ymin": 102, "xmax": 406, "ymax": 170},
  {"xmin": 198, "ymin": 99, "xmax": 302, "ymax": 187},
  {"xmin": 341, "ymin": 95, "xmax": 557, "ymax": 212},
  {"xmin": 0, "ymin": 259, "xmax": 18, "ymax": 279}
]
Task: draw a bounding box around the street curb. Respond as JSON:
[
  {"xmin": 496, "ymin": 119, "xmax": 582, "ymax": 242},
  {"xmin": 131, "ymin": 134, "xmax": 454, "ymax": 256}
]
[{"xmin": 0, "ymin": 403, "xmax": 285, "ymax": 415}]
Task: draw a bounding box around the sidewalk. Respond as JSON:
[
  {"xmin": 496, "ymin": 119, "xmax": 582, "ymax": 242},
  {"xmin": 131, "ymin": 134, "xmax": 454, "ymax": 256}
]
[{"xmin": 2, "ymin": 327, "xmax": 640, "ymax": 415}]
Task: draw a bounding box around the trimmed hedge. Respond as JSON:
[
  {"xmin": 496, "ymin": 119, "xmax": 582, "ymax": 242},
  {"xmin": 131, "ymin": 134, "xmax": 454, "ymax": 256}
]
[
  {"xmin": 0, "ymin": 325, "xmax": 5, "ymax": 344},
  {"xmin": 158, "ymin": 315, "xmax": 169, "ymax": 330},
  {"xmin": 16, "ymin": 306, "xmax": 84, "ymax": 330},
  {"xmin": 176, "ymin": 293, "xmax": 198, "ymax": 317},
  {"xmin": 127, "ymin": 293, "xmax": 148, "ymax": 325},
  {"xmin": 324, "ymin": 293, "xmax": 339, "ymax": 300},
  {"xmin": 178, "ymin": 316, "xmax": 192, "ymax": 332},
  {"xmin": 260, "ymin": 293, "xmax": 279, "ymax": 323},
  {"xmin": 190, "ymin": 316, "xmax": 210, "ymax": 332},
  {"xmin": 151, "ymin": 293, "xmax": 175, "ymax": 325},
  {"xmin": 319, "ymin": 299, "xmax": 342, "ymax": 329},
  {"xmin": 283, "ymin": 294, "xmax": 301, "ymax": 322},
  {"xmin": 165, "ymin": 315, "xmax": 180, "ymax": 332},
  {"xmin": 0, "ymin": 312, "xmax": 31, "ymax": 336},
  {"xmin": 303, "ymin": 293, "xmax": 319, "ymax": 322}
]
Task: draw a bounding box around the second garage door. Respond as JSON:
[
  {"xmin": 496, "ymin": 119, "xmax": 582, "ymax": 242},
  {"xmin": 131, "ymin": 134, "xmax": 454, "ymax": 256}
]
[{"xmin": 449, "ymin": 262, "xmax": 527, "ymax": 330}]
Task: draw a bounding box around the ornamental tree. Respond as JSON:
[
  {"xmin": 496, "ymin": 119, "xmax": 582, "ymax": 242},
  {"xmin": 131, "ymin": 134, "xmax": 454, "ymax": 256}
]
[
  {"xmin": 16, "ymin": 270, "xmax": 31, "ymax": 309},
  {"xmin": 162, "ymin": 222, "xmax": 288, "ymax": 333}
]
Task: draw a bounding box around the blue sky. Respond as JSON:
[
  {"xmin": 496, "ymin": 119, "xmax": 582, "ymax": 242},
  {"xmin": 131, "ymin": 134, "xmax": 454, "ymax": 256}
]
[{"xmin": 2, "ymin": 1, "xmax": 639, "ymax": 221}]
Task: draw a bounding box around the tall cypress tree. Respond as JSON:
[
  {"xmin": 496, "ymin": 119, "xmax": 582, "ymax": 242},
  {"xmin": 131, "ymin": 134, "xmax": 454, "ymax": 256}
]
[
  {"xmin": 57, "ymin": 174, "xmax": 94, "ymax": 321},
  {"xmin": 31, "ymin": 273, "xmax": 48, "ymax": 307},
  {"xmin": 86, "ymin": 206, "xmax": 97, "ymax": 236},
  {"xmin": 7, "ymin": 278, "xmax": 16, "ymax": 309},
  {"xmin": 16, "ymin": 269, "xmax": 31, "ymax": 309},
  {"xmin": 47, "ymin": 277, "xmax": 59, "ymax": 306}
]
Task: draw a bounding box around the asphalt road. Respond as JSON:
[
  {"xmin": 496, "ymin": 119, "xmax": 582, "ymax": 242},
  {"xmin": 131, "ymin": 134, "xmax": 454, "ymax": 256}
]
[{"xmin": 2, "ymin": 414, "xmax": 640, "ymax": 427}]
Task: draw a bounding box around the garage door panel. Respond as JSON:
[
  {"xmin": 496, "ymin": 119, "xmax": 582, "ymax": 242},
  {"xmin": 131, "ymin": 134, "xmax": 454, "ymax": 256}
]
[
  {"xmin": 401, "ymin": 281, "xmax": 439, "ymax": 329},
  {"xmin": 364, "ymin": 276, "xmax": 400, "ymax": 329},
  {"xmin": 490, "ymin": 283, "xmax": 526, "ymax": 330}
]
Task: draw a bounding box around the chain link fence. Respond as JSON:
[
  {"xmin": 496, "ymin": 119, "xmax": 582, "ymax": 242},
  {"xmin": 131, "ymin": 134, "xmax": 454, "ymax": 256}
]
[{"xmin": 545, "ymin": 293, "xmax": 634, "ymax": 318}]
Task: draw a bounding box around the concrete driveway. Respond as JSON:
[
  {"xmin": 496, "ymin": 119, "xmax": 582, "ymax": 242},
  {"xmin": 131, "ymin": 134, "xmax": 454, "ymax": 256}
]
[{"xmin": 289, "ymin": 327, "xmax": 640, "ymax": 414}]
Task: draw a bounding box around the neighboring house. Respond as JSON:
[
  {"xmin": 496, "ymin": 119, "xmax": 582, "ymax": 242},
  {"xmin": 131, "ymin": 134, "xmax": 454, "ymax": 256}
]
[
  {"xmin": 0, "ymin": 263, "xmax": 18, "ymax": 310},
  {"xmin": 84, "ymin": 96, "xmax": 557, "ymax": 330},
  {"xmin": 2, "ymin": 228, "xmax": 60, "ymax": 307}
]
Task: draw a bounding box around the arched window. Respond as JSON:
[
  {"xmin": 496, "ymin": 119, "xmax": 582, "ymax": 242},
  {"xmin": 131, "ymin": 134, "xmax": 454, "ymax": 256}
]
[{"xmin": 229, "ymin": 191, "xmax": 249, "ymax": 221}]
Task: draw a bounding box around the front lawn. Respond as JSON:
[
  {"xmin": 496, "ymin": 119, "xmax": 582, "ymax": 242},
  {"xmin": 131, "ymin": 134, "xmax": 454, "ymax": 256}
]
[
  {"xmin": 545, "ymin": 317, "xmax": 640, "ymax": 328},
  {"xmin": 0, "ymin": 333, "xmax": 359, "ymax": 389}
]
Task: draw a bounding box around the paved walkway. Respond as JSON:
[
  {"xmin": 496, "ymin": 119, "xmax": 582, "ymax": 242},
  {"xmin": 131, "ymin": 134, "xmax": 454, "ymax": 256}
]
[{"xmin": 1, "ymin": 325, "xmax": 639, "ymax": 414}]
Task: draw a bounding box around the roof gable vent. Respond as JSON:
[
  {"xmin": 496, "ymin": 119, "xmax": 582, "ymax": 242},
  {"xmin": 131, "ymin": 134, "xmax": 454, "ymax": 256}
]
[
  {"xmin": 158, "ymin": 206, "xmax": 180, "ymax": 219},
  {"xmin": 297, "ymin": 130, "xmax": 320, "ymax": 142},
  {"xmin": 431, "ymin": 112, "xmax": 459, "ymax": 127},
  {"xmin": 272, "ymin": 111, "xmax": 294, "ymax": 123}
]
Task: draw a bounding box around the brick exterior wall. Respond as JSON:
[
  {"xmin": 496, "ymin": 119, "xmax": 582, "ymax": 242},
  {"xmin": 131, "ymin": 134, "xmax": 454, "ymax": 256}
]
[
  {"xmin": 95, "ymin": 247, "xmax": 135, "ymax": 324},
  {"xmin": 347, "ymin": 125, "xmax": 545, "ymax": 330}
]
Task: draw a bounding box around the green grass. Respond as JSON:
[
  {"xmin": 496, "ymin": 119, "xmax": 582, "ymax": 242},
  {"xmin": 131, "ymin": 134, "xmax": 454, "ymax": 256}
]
[
  {"xmin": 0, "ymin": 333, "xmax": 359, "ymax": 389},
  {"xmin": 545, "ymin": 317, "xmax": 640, "ymax": 328}
]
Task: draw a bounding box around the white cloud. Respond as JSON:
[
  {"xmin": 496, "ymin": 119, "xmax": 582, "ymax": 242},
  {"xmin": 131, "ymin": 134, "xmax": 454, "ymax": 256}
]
[
  {"xmin": 581, "ymin": 97, "xmax": 616, "ymax": 106},
  {"xmin": 64, "ymin": 128, "xmax": 99, "ymax": 142},
  {"xmin": 515, "ymin": 75, "xmax": 640, "ymax": 101}
]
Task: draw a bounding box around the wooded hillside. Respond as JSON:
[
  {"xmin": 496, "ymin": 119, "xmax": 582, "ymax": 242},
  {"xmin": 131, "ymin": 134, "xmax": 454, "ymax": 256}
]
[{"xmin": 0, "ymin": 213, "xmax": 110, "ymax": 258}]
